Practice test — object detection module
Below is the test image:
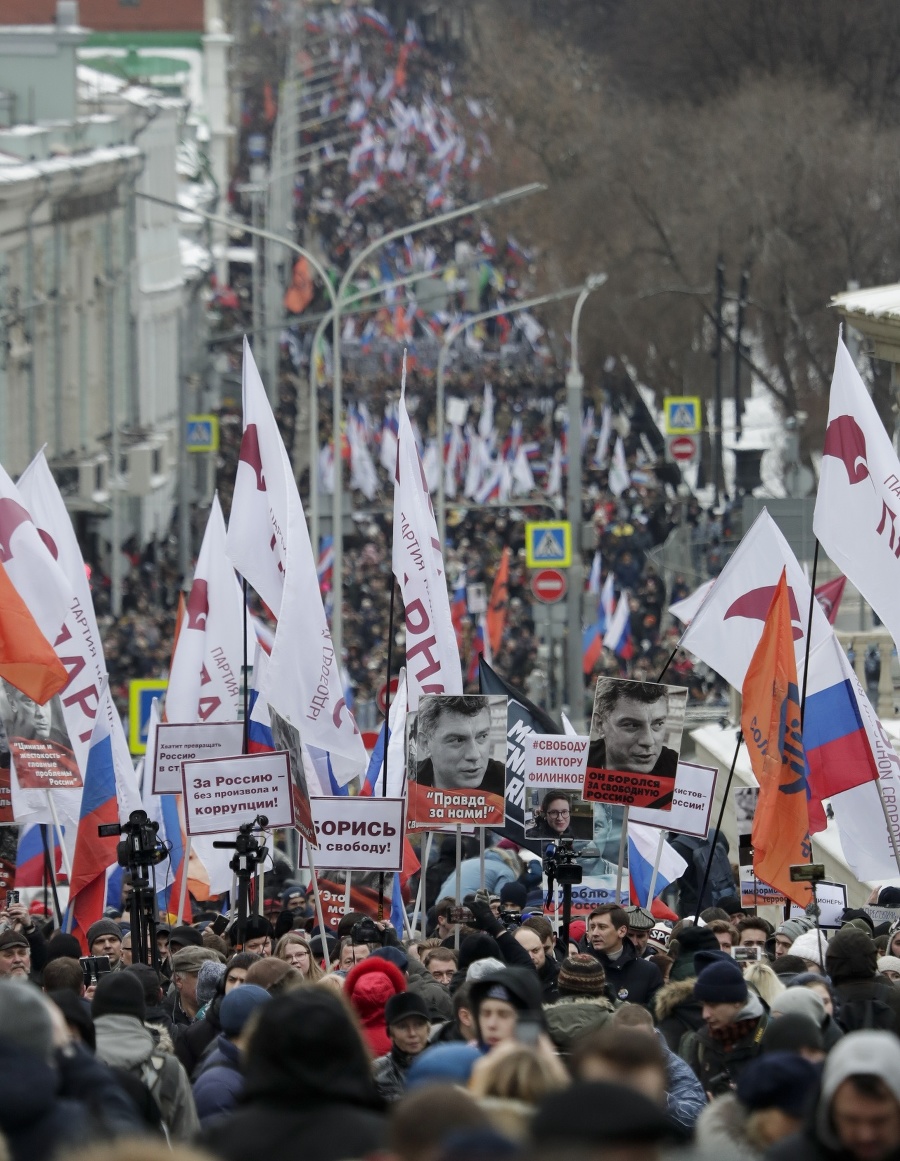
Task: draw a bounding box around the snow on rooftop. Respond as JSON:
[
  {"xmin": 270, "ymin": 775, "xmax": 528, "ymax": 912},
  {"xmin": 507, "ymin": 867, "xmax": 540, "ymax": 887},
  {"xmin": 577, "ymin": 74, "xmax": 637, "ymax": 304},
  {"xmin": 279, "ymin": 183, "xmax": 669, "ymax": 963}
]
[{"xmin": 832, "ymin": 282, "xmax": 900, "ymax": 321}]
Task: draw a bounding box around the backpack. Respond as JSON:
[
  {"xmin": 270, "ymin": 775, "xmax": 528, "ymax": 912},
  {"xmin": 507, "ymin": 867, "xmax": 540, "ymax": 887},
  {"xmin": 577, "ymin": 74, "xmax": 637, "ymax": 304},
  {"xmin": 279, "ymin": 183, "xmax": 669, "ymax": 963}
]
[
  {"xmin": 839, "ymin": 996, "xmax": 896, "ymax": 1032},
  {"xmin": 133, "ymin": 1052, "xmax": 181, "ymax": 1142}
]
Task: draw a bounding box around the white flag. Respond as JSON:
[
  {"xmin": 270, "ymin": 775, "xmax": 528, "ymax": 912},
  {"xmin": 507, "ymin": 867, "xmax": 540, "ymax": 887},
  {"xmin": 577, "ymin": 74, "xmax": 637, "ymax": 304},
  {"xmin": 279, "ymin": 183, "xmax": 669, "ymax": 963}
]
[
  {"xmin": 668, "ymin": 579, "xmax": 715, "ymax": 627},
  {"xmin": 228, "ymin": 343, "xmax": 367, "ymax": 786},
  {"xmin": 609, "ymin": 437, "xmax": 630, "ymax": 497},
  {"xmin": 392, "ymin": 377, "xmax": 462, "ymax": 709},
  {"xmin": 349, "ymin": 411, "xmax": 380, "ymax": 501},
  {"xmin": 545, "ymin": 440, "xmax": 562, "ymax": 499},
  {"xmin": 594, "ymin": 405, "xmax": 612, "ymax": 468},
  {"xmin": 167, "ymin": 496, "xmax": 245, "ymax": 724},
  {"xmin": 511, "ymin": 445, "xmax": 535, "ymax": 496},
  {"xmin": 16, "ymin": 451, "xmax": 141, "ymax": 819},
  {"xmin": 814, "ymin": 335, "xmax": 900, "ymax": 650}
]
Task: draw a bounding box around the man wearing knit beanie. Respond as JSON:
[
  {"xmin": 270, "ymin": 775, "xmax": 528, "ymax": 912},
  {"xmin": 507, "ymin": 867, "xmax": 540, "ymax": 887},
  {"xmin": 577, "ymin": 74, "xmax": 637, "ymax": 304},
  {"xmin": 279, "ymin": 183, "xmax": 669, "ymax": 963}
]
[
  {"xmin": 92, "ymin": 972, "xmax": 199, "ymax": 1139},
  {"xmin": 86, "ymin": 918, "xmax": 123, "ymax": 968},
  {"xmin": 679, "ymin": 957, "xmax": 768, "ymax": 1094},
  {"xmin": 543, "ymin": 954, "xmax": 615, "ymax": 1052}
]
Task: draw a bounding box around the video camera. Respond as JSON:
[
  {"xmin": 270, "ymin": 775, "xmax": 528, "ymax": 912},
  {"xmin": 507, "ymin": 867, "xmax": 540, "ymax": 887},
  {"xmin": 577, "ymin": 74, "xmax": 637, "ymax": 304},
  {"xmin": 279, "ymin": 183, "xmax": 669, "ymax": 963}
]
[
  {"xmin": 542, "ymin": 837, "xmax": 584, "ymax": 888},
  {"xmin": 350, "ymin": 916, "xmax": 388, "ymax": 946},
  {"xmin": 98, "ymin": 810, "xmax": 167, "ymax": 870},
  {"xmin": 212, "ymin": 815, "xmax": 270, "ymax": 867}
]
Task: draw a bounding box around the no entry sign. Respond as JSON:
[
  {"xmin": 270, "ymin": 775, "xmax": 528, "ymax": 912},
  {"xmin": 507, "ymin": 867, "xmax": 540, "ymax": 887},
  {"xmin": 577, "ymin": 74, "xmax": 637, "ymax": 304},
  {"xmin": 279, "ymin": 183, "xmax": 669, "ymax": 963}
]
[
  {"xmin": 530, "ymin": 568, "xmax": 568, "ymax": 604},
  {"xmin": 667, "ymin": 435, "xmax": 698, "ymax": 464}
]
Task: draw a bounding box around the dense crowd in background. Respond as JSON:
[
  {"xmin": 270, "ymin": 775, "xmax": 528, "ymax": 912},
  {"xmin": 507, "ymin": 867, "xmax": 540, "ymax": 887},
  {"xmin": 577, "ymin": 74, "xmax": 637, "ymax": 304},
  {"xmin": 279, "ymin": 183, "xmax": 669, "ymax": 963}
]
[{"xmin": 87, "ymin": 2, "xmax": 734, "ymax": 723}]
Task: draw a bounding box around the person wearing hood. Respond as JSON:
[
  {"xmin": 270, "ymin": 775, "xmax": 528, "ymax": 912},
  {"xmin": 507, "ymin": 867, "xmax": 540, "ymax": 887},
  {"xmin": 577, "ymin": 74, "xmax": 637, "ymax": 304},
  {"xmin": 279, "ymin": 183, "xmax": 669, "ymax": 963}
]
[
  {"xmin": 373, "ymin": 993, "xmax": 432, "ymax": 1102},
  {"xmin": 582, "ymin": 903, "xmax": 663, "ymax": 1005},
  {"xmin": 171, "ymin": 959, "xmax": 226, "ymax": 1073},
  {"xmin": 652, "ymin": 925, "xmax": 719, "ymax": 1053},
  {"xmin": 680, "ymin": 957, "xmax": 768, "ymax": 1094},
  {"xmin": 192, "ymin": 984, "xmax": 271, "ymax": 1125},
  {"xmin": 543, "ymin": 954, "xmax": 615, "ymax": 1052},
  {"xmin": 344, "ymin": 953, "xmax": 407, "ymax": 1055},
  {"xmin": 767, "ymin": 1031, "xmax": 900, "ymax": 1161},
  {"xmin": 826, "ymin": 927, "xmax": 900, "ymax": 1034},
  {"xmin": 199, "ymin": 989, "xmax": 385, "ymax": 1160},
  {"xmin": 468, "ymin": 966, "xmax": 544, "ymax": 1051},
  {"xmin": 770, "ymin": 986, "xmax": 843, "ymax": 1050},
  {"xmin": 696, "ymin": 1051, "xmax": 818, "ymax": 1158},
  {"xmin": 91, "ymin": 970, "xmax": 199, "ymax": 1140}
]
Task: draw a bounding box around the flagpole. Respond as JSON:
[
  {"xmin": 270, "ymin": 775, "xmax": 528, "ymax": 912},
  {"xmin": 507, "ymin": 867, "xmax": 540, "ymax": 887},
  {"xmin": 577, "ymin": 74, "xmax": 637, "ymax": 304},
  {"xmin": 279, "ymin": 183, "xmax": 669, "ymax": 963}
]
[
  {"xmin": 645, "ymin": 830, "xmax": 667, "ymax": 909},
  {"xmin": 615, "ymin": 807, "xmax": 629, "ymax": 903},
  {"xmin": 454, "ymin": 825, "xmax": 462, "ymax": 952},
  {"xmin": 694, "ymin": 730, "xmax": 743, "ymax": 922},
  {"xmin": 176, "ymin": 837, "xmax": 192, "ymax": 924},
  {"xmin": 306, "ymin": 842, "xmax": 331, "ymax": 970},
  {"xmin": 479, "ymin": 828, "xmax": 486, "ymax": 893},
  {"xmin": 412, "ymin": 830, "xmax": 432, "ymax": 937},
  {"xmin": 242, "ymin": 577, "xmax": 250, "ymax": 754},
  {"xmin": 654, "ymin": 645, "xmax": 680, "ymax": 684},
  {"xmin": 40, "ymin": 824, "xmax": 63, "ymax": 926},
  {"xmin": 343, "ymin": 870, "xmax": 351, "ymax": 914},
  {"xmin": 378, "ymin": 578, "xmax": 397, "ymax": 920},
  {"xmin": 45, "ymin": 793, "xmax": 72, "ymax": 882},
  {"xmin": 799, "ymin": 542, "xmax": 820, "ymax": 727}
]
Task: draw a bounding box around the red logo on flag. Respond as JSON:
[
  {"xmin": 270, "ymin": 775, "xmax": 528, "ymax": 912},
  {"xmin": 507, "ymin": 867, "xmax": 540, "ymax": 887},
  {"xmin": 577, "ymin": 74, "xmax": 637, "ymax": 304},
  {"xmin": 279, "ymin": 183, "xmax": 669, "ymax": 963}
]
[
  {"xmin": 0, "ymin": 499, "xmax": 32, "ymax": 564},
  {"xmin": 238, "ymin": 425, "xmax": 267, "ymax": 491},
  {"xmin": 725, "ymin": 585, "xmax": 803, "ymax": 640},
  {"xmin": 823, "ymin": 414, "xmax": 870, "ymax": 485}
]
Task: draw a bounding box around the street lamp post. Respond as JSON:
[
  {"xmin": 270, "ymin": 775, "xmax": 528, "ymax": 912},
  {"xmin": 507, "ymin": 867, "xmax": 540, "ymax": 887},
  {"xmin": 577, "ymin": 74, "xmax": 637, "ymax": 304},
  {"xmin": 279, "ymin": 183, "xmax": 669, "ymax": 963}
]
[
  {"xmin": 434, "ymin": 282, "xmax": 594, "ymax": 546},
  {"xmin": 564, "ymin": 274, "xmax": 607, "ymax": 732}
]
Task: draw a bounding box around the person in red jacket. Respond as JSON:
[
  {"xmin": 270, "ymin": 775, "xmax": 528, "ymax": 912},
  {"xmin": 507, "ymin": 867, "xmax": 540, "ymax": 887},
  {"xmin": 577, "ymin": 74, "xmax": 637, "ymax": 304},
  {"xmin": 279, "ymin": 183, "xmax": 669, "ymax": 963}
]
[{"xmin": 344, "ymin": 956, "xmax": 407, "ymax": 1056}]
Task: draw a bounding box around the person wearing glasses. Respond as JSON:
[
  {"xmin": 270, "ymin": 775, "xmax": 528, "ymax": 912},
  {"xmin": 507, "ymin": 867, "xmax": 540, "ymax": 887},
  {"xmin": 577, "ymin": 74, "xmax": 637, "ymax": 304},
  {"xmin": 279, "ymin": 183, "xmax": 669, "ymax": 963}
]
[{"xmin": 531, "ymin": 791, "xmax": 577, "ymax": 839}]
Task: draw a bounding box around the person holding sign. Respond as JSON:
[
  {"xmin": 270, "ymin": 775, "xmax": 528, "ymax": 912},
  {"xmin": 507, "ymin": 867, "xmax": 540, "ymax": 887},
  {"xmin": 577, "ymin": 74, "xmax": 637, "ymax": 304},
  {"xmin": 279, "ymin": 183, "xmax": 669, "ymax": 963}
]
[{"xmin": 585, "ymin": 679, "xmax": 684, "ymax": 811}]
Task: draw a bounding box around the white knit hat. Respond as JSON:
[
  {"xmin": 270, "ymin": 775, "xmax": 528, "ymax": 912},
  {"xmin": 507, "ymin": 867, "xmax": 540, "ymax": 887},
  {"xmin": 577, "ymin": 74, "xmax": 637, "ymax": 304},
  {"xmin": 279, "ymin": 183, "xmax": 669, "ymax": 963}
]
[
  {"xmin": 878, "ymin": 955, "xmax": 900, "ymax": 976},
  {"xmin": 790, "ymin": 928, "xmax": 828, "ymax": 966}
]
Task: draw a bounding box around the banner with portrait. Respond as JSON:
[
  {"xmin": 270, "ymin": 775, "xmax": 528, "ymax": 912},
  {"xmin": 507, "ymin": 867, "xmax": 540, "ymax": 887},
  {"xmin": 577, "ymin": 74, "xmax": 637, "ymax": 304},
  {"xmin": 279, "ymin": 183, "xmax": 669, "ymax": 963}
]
[
  {"xmin": 583, "ymin": 678, "xmax": 687, "ymax": 810},
  {"xmin": 406, "ymin": 694, "xmax": 507, "ymax": 827}
]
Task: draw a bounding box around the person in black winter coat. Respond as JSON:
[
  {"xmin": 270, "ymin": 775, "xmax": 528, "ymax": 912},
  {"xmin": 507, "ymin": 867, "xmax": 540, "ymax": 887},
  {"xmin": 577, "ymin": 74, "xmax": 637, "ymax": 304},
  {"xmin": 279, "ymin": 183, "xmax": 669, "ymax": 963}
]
[
  {"xmin": 581, "ymin": 905, "xmax": 662, "ymax": 1006},
  {"xmin": 199, "ymin": 988, "xmax": 385, "ymax": 1161},
  {"xmin": 825, "ymin": 927, "xmax": 900, "ymax": 1034},
  {"xmin": 373, "ymin": 993, "xmax": 432, "ymax": 1102}
]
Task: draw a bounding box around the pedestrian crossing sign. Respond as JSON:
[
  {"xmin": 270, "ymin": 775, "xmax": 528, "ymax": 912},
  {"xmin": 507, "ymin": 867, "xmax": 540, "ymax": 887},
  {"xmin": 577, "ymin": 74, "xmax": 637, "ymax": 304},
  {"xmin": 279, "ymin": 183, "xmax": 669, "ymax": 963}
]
[
  {"xmin": 525, "ymin": 521, "xmax": 572, "ymax": 569},
  {"xmin": 186, "ymin": 415, "xmax": 219, "ymax": 453},
  {"xmin": 129, "ymin": 679, "xmax": 168, "ymax": 755},
  {"xmin": 663, "ymin": 396, "xmax": 701, "ymax": 435}
]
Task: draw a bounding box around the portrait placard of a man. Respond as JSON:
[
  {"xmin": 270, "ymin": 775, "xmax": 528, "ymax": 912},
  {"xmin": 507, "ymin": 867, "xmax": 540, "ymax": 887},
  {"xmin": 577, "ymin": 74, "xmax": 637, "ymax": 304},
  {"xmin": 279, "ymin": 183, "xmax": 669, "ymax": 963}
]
[{"xmin": 584, "ymin": 678, "xmax": 687, "ymax": 811}]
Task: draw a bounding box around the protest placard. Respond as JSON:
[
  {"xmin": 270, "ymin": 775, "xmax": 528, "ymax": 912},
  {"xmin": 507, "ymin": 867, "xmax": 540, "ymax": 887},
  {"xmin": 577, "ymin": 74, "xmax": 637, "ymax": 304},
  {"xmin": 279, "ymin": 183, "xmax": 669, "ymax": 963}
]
[
  {"xmin": 152, "ymin": 722, "xmax": 244, "ymax": 794},
  {"xmin": 789, "ymin": 882, "xmax": 848, "ymax": 929},
  {"xmin": 524, "ymin": 734, "xmax": 589, "ymax": 789},
  {"xmin": 629, "ymin": 763, "xmax": 718, "ymax": 838},
  {"xmin": 181, "ymin": 750, "xmax": 294, "ymax": 836},
  {"xmin": 299, "ymin": 797, "xmax": 406, "ymax": 871}
]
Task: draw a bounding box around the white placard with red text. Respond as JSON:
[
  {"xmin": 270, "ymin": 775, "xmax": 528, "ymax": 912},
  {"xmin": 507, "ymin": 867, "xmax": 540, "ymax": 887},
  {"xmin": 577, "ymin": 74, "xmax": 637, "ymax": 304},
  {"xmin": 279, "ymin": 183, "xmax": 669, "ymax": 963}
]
[{"xmin": 628, "ymin": 762, "xmax": 718, "ymax": 838}]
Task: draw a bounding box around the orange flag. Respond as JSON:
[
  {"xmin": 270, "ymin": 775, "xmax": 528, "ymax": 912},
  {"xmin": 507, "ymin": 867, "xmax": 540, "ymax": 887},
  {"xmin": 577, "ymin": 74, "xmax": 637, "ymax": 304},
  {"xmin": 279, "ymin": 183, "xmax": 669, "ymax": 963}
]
[
  {"xmin": 0, "ymin": 558, "xmax": 68, "ymax": 705},
  {"xmin": 486, "ymin": 546, "xmax": 510, "ymax": 655},
  {"xmin": 741, "ymin": 569, "xmax": 813, "ymax": 907}
]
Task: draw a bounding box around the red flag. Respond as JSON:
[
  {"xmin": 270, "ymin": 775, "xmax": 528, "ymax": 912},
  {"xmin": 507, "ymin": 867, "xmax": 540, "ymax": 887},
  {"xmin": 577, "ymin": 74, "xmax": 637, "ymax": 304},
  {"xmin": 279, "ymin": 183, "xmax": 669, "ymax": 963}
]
[
  {"xmin": 0, "ymin": 559, "xmax": 68, "ymax": 704},
  {"xmin": 741, "ymin": 570, "xmax": 813, "ymax": 908},
  {"xmin": 814, "ymin": 575, "xmax": 846, "ymax": 624},
  {"xmin": 486, "ymin": 547, "xmax": 510, "ymax": 655}
]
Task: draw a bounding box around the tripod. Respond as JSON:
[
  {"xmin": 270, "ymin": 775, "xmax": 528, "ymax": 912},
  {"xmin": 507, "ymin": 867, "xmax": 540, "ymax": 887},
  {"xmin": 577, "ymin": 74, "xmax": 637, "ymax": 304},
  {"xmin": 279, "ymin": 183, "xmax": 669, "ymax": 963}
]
[
  {"xmin": 213, "ymin": 815, "xmax": 269, "ymax": 948},
  {"xmin": 98, "ymin": 809, "xmax": 168, "ymax": 969},
  {"xmin": 543, "ymin": 839, "xmax": 583, "ymax": 951}
]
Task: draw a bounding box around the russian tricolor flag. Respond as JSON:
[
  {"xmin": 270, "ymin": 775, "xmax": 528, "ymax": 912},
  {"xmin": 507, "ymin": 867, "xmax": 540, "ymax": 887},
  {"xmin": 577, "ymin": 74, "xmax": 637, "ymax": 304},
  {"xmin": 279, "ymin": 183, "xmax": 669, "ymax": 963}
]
[
  {"xmin": 603, "ymin": 593, "xmax": 634, "ymax": 661},
  {"xmin": 67, "ymin": 709, "xmax": 121, "ymax": 950},
  {"xmin": 628, "ymin": 822, "xmax": 686, "ymax": 916},
  {"xmin": 582, "ymin": 621, "xmax": 604, "ymax": 676},
  {"xmin": 16, "ymin": 824, "xmax": 63, "ymax": 888},
  {"xmin": 361, "ymin": 6, "xmax": 394, "ymax": 36}
]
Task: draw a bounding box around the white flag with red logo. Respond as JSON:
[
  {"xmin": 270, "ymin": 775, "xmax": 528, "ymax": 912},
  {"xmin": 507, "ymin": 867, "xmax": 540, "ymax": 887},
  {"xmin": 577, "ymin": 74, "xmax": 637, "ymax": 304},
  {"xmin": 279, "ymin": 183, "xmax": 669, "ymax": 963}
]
[
  {"xmin": 167, "ymin": 495, "xmax": 244, "ymax": 724},
  {"xmin": 392, "ymin": 377, "xmax": 462, "ymax": 709},
  {"xmin": 225, "ymin": 338, "xmax": 289, "ymax": 617},
  {"xmin": 228, "ymin": 340, "xmax": 366, "ymax": 786},
  {"xmin": 10, "ymin": 453, "xmax": 140, "ymax": 844},
  {"xmin": 678, "ymin": 508, "xmax": 830, "ymax": 689},
  {"xmin": 814, "ymin": 335, "xmax": 900, "ymax": 650},
  {"xmin": 0, "ymin": 461, "xmax": 72, "ymax": 643}
]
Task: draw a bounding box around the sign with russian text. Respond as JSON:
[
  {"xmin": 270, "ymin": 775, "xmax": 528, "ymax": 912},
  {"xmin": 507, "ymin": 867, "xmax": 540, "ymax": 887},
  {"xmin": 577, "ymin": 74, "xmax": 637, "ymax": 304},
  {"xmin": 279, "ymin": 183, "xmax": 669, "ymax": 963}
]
[
  {"xmin": 524, "ymin": 734, "xmax": 589, "ymax": 788},
  {"xmin": 789, "ymin": 882, "xmax": 848, "ymax": 930},
  {"xmin": 152, "ymin": 722, "xmax": 244, "ymax": 795},
  {"xmin": 629, "ymin": 762, "xmax": 718, "ymax": 838},
  {"xmin": 548, "ymin": 878, "xmax": 628, "ymax": 917},
  {"xmin": 181, "ymin": 750, "xmax": 295, "ymax": 837},
  {"xmin": 300, "ymin": 797, "xmax": 405, "ymax": 871},
  {"xmin": 739, "ymin": 867, "xmax": 788, "ymax": 908}
]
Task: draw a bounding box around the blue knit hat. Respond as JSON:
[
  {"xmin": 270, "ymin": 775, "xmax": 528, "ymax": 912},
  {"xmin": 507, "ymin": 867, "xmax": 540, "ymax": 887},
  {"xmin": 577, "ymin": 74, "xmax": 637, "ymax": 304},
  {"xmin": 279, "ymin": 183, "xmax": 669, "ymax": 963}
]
[
  {"xmin": 693, "ymin": 958, "xmax": 748, "ymax": 1004},
  {"xmin": 737, "ymin": 1052, "xmax": 818, "ymax": 1116},
  {"xmin": 406, "ymin": 1043, "xmax": 481, "ymax": 1089},
  {"xmin": 220, "ymin": 984, "xmax": 271, "ymax": 1037}
]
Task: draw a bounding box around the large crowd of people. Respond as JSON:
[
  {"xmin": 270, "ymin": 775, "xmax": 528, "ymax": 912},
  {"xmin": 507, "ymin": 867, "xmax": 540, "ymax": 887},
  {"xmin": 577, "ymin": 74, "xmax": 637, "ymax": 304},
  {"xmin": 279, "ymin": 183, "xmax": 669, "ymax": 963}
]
[{"xmin": 5, "ymin": 886, "xmax": 900, "ymax": 1159}]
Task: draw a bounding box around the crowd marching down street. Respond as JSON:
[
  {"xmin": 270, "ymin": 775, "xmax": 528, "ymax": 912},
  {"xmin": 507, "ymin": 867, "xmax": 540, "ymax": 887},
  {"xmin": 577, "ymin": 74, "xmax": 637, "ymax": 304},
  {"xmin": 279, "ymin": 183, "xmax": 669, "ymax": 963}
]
[{"xmin": 5, "ymin": 4, "xmax": 900, "ymax": 1161}]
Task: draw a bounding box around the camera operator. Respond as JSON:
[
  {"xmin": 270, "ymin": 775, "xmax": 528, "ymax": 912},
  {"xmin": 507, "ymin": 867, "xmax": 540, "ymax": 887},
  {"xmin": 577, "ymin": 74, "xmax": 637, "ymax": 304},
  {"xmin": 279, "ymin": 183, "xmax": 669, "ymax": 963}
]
[
  {"xmin": 0, "ymin": 897, "xmax": 48, "ymax": 978},
  {"xmin": 461, "ymin": 889, "xmax": 536, "ymax": 976}
]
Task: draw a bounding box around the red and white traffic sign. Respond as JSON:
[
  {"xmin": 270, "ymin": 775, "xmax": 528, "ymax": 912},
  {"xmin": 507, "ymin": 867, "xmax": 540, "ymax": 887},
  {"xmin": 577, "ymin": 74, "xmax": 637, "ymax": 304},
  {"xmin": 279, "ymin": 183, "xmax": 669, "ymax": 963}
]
[
  {"xmin": 377, "ymin": 677, "xmax": 399, "ymax": 716},
  {"xmin": 530, "ymin": 568, "xmax": 568, "ymax": 604},
  {"xmin": 668, "ymin": 434, "xmax": 698, "ymax": 464}
]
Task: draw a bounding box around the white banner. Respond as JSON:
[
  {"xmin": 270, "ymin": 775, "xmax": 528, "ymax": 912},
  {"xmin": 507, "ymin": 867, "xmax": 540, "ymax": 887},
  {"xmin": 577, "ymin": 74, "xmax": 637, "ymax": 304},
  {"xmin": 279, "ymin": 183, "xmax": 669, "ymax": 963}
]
[
  {"xmin": 152, "ymin": 722, "xmax": 245, "ymax": 795},
  {"xmin": 789, "ymin": 882, "xmax": 848, "ymax": 930},
  {"xmin": 301, "ymin": 796, "xmax": 406, "ymax": 871},
  {"xmin": 523, "ymin": 734, "xmax": 589, "ymax": 788},
  {"xmin": 629, "ymin": 762, "xmax": 718, "ymax": 839},
  {"xmin": 182, "ymin": 750, "xmax": 295, "ymax": 836},
  {"xmin": 392, "ymin": 381, "xmax": 461, "ymax": 709}
]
